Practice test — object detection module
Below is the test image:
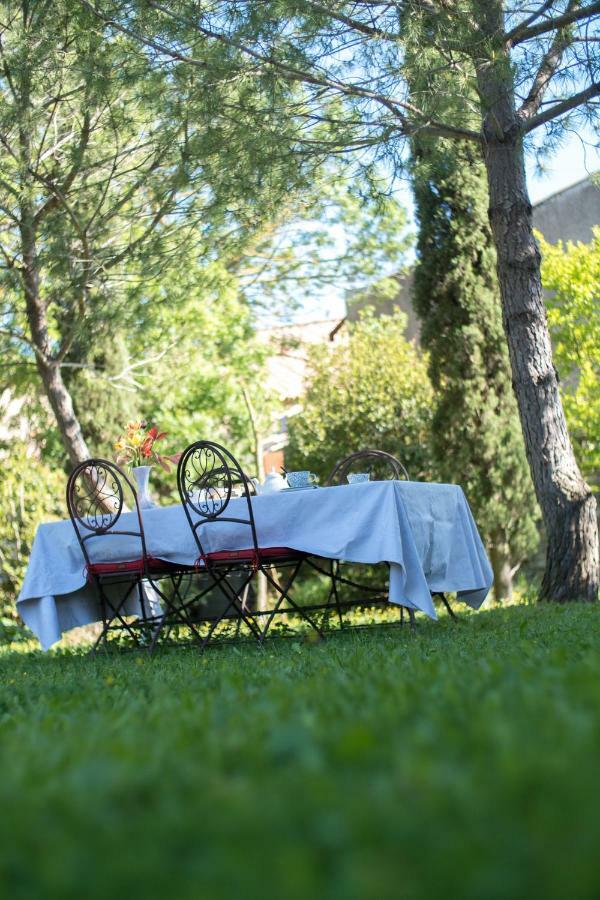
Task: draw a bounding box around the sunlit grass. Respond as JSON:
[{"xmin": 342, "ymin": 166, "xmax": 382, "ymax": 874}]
[{"xmin": 1, "ymin": 599, "xmax": 599, "ymax": 900}]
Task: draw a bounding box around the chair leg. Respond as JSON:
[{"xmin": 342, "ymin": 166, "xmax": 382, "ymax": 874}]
[
  {"xmin": 197, "ymin": 569, "xmax": 260, "ymax": 652},
  {"xmin": 90, "ymin": 579, "xmax": 142, "ymax": 651},
  {"xmin": 438, "ymin": 592, "xmax": 458, "ymax": 621},
  {"xmin": 260, "ymin": 562, "xmax": 323, "ymax": 642},
  {"xmin": 408, "ymin": 608, "xmax": 417, "ymax": 631},
  {"xmin": 330, "ymin": 559, "xmax": 344, "ymax": 629},
  {"xmin": 259, "ymin": 560, "xmax": 303, "ymax": 640},
  {"xmin": 148, "ymin": 575, "xmax": 207, "ymax": 651}
]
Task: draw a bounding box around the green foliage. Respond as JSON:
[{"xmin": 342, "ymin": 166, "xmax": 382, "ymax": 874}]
[
  {"xmin": 539, "ymin": 231, "xmax": 600, "ymax": 484},
  {"xmin": 134, "ymin": 259, "xmax": 275, "ymax": 491},
  {"xmin": 1, "ymin": 603, "xmax": 600, "ymax": 898},
  {"xmin": 0, "ymin": 444, "xmax": 64, "ymax": 622},
  {"xmin": 411, "ymin": 137, "xmax": 539, "ymax": 581},
  {"xmin": 65, "ymin": 337, "xmax": 139, "ymax": 460},
  {"xmin": 286, "ymin": 309, "xmax": 434, "ymax": 482}
]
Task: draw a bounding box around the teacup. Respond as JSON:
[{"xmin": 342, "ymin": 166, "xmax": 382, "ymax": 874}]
[
  {"xmin": 286, "ymin": 470, "xmax": 319, "ymax": 489},
  {"xmin": 347, "ymin": 473, "xmax": 370, "ymax": 484}
]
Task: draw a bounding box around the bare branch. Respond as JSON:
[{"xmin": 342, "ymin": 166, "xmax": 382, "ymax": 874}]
[
  {"xmin": 522, "ymin": 79, "xmax": 600, "ymax": 131},
  {"xmin": 33, "ymin": 111, "xmax": 91, "ymax": 227},
  {"xmin": 506, "ymin": 0, "xmax": 600, "ymax": 45},
  {"xmin": 517, "ymin": 0, "xmax": 579, "ymax": 120},
  {"xmin": 508, "ymin": 0, "xmax": 556, "ymax": 37},
  {"xmin": 0, "ymin": 326, "xmax": 47, "ymax": 360}
]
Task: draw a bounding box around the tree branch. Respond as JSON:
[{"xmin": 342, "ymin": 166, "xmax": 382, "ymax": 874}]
[
  {"xmin": 522, "ymin": 79, "xmax": 600, "ymax": 131},
  {"xmin": 517, "ymin": 0, "xmax": 579, "ymax": 120},
  {"xmin": 299, "ymin": 1, "xmax": 400, "ymax": 41},
  {"xmin": 0, "ymin": 326, "xmax": 47, "ymax": 360},
  {"xmin": 85, "ymin": 0, "xmax": 480, "ymax": 144},
  {"xmin": 508, "ymin": 0, "xmax": 556, "ymax": 38},
  {"xmin": 101, "ymin": 189, "xmax": 177, "ymax": 271},
  {"xmin": 33, "ymin": 111, "xmax": 91, "ymax": 227},
  {"xmin": 506, "ymin": 0, "xmax": 600, "ymax": 45},
  {"xmin": 78, "ymin": 0, "xmax": 206, "ymax": 67}
]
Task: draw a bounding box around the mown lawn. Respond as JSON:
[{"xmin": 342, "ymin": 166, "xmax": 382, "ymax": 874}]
[{"xmin": 1, "ymin": 601, "xmax": 599, "ymax": 900}]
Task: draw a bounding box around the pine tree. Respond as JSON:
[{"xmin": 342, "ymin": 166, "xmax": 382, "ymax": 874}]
[{"xmin": 411, "ymin": 138, "xmax": 539, "ymax": 599}]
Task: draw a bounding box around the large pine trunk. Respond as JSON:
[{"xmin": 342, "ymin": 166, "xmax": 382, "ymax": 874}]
[{"xmin": 476, "ymin": 56, "xmax": 598, "ymax": 602}]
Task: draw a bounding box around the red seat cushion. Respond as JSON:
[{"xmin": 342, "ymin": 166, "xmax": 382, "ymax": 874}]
[
  {"xmin": 88, "ymin": 549, "xmax": 302, "ymax": 577},
  {"xmin": 204, "ymin": 547, "xmax": 303, "ymax": 564},
  {"xmin": 87, "ymin": 557, "xmax": 180, "ymax": 577}
]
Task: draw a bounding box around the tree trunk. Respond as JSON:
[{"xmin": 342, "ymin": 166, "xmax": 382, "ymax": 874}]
[
  {"xmin": 490, "ymin": 544, "xmax": 513, "ymax": 602},
  {"xmin": 20, "ymin": 199, "xmax": 91, "ymax": 469},
  {"xmin": 475, "ymin": 21, "xmax": 599, "ymax": 602},
  {"xmin": 17, "ymin": 49, "xmax": 91, "ymax": 472},
  {"xmin": 37, "ymin": 361, "xmax": 91, "ymax": 467}
]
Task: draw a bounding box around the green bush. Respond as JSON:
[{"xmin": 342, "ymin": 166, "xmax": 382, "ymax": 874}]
[
  {"xmin": 539, "ymin": 230, "xmax": 600, "ymax": 485},
  {"xmin": 0, "ymin": 443, "xmax": 64, "ymax": 626},
  {"xmin": 286, "ymin": 310, "xmax": 434, "ymax": 482}
]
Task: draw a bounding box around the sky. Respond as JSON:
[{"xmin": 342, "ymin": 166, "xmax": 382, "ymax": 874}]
[{"xmin": 299, "ymin": 131, "xmax": 599, "ymax": 322}]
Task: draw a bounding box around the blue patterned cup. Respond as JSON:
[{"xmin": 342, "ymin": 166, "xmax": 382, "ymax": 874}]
[
  {"xmin": 286, "ymin": 470, "xmax": 318, "ymax": 488},
  {"xmin": 347, "ymin": 473, "xmax": 370, "ymax": 484}
]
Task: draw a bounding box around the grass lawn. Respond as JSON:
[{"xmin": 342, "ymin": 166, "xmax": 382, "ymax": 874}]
[{"xmin": 1, "ymin": 600, "xmax": 599, "ymax": 900}]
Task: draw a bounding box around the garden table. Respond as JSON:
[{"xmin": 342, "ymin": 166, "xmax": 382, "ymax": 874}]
[{"xmin": 17, "ymin": 480, "xmax": 493, "ymax": 650}]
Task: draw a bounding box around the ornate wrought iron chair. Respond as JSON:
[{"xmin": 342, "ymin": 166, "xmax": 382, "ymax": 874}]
[
  {"xmin": 66, "ymin": 459, "xmax": 175, "ymax": 651},
  {"xmin": 176, "ymin": 440, "xmax": 324, "ymax": 648},
  {"xmin": 326, "ymin": 449, "xmax": 409, "ymax": 485}
]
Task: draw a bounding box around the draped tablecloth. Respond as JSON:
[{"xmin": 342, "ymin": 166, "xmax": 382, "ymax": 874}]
[{"xmin": 17, "ymin": 481, "xmax": 493, "ymax": 650}]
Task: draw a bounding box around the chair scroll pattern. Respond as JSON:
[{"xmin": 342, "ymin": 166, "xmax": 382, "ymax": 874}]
[
  {"xmin": 67, "ymin": 459, "xmax": 125, "ymax": 533},
  {"xmin": 178, "ymin": 443, "xmax": 234, "ymax": 518}
]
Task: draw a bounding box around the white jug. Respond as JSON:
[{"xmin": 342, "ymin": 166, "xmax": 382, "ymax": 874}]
[{"xmin": 259, "ymin": 468, "xmax": 286, "ymax": 494}]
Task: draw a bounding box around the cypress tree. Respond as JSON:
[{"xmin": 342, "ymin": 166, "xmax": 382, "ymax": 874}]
[{"xmin": 411, "ymin": 137, "xmax": 539, "ymax": 599}]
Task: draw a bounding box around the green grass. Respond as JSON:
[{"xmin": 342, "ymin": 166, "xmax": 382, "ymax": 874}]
[{"xmin": 1, "ymin": 601, "xmax": 599, "ymax": 900}]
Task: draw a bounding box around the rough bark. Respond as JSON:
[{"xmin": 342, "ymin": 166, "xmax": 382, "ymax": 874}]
[{"xmin": 475, "ymin": 5, "xmax": 599, "ymax": 602}]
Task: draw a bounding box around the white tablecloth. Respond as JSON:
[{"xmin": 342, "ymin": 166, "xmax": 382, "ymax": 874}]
[{"xmin": 17, "ymin": 481, "xmax": 493, "ymax": 649}]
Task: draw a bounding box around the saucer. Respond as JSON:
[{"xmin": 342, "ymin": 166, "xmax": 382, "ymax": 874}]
[{"xmin": 281, "ymin": 485, "xmax": 319, "ymax": 492}]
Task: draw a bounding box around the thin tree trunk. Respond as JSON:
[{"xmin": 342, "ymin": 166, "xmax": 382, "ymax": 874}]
[
  {"xmin": 490, "ymin": 544, "xmax": 513, "ymax": 602},
  {"xmin": 19, "ymin": 122, "xmax": 91, "ymax": 469},
  {"xmin": 475, "ymin": 8, "xmax": 599, "ymax": 602},
  {"xmin": 37, "ymin": 361, "xmax": 91, "ymax": 467}
]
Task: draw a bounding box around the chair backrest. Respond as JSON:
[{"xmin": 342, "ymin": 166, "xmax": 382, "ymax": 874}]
[
  {"xmin": 325, "ymin": 449, "xmax": 410, "ymax": 486},
  {"xmin": 177, "ymin": 440, "xmax": 258, "ymax": 561},
  {"xmin": 66, "ymin": 458, "xmax": 148, "ymax": 571}
]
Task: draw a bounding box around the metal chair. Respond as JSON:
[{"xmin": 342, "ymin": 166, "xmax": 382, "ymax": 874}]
[
  {"xmin": 324, "ymin": 449, "xmax": 457, "ymax": 625},
  {"xmin": 176, "ymin": 440, "xmax": 324, "ymax": 649},
  {"xmin": 326, "ymin": 449, "xmax": 409, "ymax": 485},
  {"xmin": 66, "ymin": 458, "xmax": 175, "ymax": 651},
  {"xmin": 322, "ymin": 449, "xmax": 418, "ymax": 628}
]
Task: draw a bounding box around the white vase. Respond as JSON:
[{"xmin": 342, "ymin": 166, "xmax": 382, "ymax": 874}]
[{"xmin": 132, "ymin": 465, "xmax": 156, "ymax": 509}]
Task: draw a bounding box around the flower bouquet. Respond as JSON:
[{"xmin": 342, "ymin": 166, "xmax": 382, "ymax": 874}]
[
  {"xmin": 114, "ymin": 421, "xmax": 180, "ymax": 473},
  {"xmin": 114, "ymin": 421, "xmax": 181, "ymax": 509}
]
